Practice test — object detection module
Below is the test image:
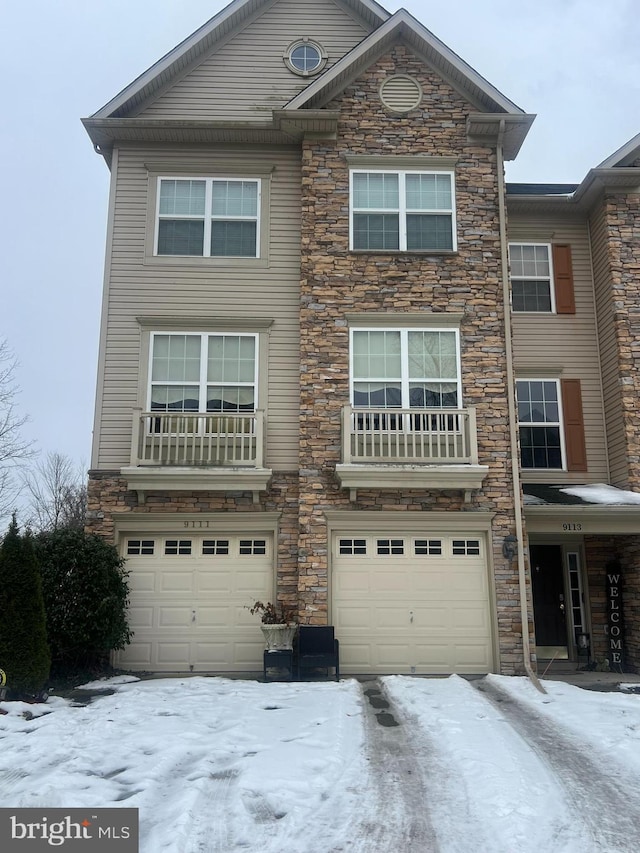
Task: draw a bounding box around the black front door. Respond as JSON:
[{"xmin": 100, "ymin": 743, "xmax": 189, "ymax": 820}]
[{"xmin": 530, "ymin": 544, "xmax": 567, "ymax": 652}]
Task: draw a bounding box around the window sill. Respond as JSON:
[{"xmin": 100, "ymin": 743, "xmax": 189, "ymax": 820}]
[
  {"xmin": 144, "ymin": 254, "xmax": 269, "ymax": 269},
  {"xmin": 349, "ymin": 250, "xmax": 458, "ymax": 257}
]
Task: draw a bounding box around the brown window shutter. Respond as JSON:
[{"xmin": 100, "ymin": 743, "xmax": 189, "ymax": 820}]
[
  {"xmin": 561, "ymin": 378, "xmax": 587, "ymax": 471},
  {"xmin": 552, "ymin": 244, "xmax": 575, "ymax": 314}
]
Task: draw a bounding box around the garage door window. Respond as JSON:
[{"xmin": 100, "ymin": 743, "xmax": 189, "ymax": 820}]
[
  {"xmin": 239, "ymin": 539, "xmax": 267, "ymax": 555},
  {"xmin": 127, "ymin": 539, "xmax": 155, "ymax": 555},
  {"xmin": 452, "ymin": 539, "xmax": 480, "ymax": 556},
  {"xmin": 339, "ymin": 539, "xmax": 367, "ymax": 555},
  {"xmin": 377, "ymin": 539, "xmax": 404, "ymax": 555},
  {"xmin": 202, "ymin": 539, "xmax": 230, "ymax": 555},
  {"xmin": 414, "ymin": 539, "xmax": 442, "ymax": 555},
  {"xmin": 165, "ymin": 539, "xmax": 192, "ymax": 555}
]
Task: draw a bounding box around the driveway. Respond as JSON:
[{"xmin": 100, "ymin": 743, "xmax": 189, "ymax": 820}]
[{"xmin": 1, "ymin": 674, "xmax": 640, "ymax": 852}]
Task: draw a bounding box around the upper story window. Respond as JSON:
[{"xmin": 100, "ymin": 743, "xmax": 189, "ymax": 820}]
[
  {"xmin": 149, "ymin": 333, "xmax": 257, "ymax": 413},
  {"xmin": 509, "ymin": 243, "xmax": 554, "ymax": 312},
  {"xmin": 284, "ymin": 39, "xmax": 327, "ymax": 76},
  {"xmin": 155, "ymin": 178, "xmax": 261, "ymax": 258},
  {"xmin": 516, "ymin": 379, "xmax": 563, "ymax": 469},
  {"xmin": 350, "ymin": 170, "xmax": 456, "ymax": 252},
  {"xmin": 509, "ymin": 243, "xmax": 575, "ymax": 314},
  {"xmin": 350, "ymin": 328, "xmax": 461, "ymax": 409}
]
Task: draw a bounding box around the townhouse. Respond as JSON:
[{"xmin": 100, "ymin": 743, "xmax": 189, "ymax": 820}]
[{"xmin": 83, "ymin": 0, "xmax": 640, "ymax": 675}]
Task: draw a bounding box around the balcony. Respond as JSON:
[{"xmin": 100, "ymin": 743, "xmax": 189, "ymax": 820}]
[
  {"xmin": 120, "ymin": 409, "xmax": 272, "ymax": 503},
  {"xmin": 335, "ymin": 406, "xmax": 489, "ymax": 500}
]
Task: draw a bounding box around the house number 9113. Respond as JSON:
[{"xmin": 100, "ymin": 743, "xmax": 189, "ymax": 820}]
[{"xmin": 562, "ymin": 523, "xmax": 582, "ymax": 531}]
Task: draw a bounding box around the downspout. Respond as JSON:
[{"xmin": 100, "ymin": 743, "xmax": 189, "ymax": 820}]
[{"xmin": 496, "ymin": 120, "xmax": 546, "ymax": 693}]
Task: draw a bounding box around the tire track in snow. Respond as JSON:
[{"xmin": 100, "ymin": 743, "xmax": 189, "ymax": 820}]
[
  {"xmin": 328, "ymin": 680, "xmax": 439, "ymax": 853},
  {"xmin": 476, "ymin": 678, "xmax": 640, "ymax": 853}
]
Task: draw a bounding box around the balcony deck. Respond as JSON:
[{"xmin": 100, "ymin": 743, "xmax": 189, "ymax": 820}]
[
  {"xmin": 121, "ymin": 409, "xmax": 272, "ymax": 502},
  {"xmin": 336, "ymin": 406, "xmax": 489, "ymax": 500}
]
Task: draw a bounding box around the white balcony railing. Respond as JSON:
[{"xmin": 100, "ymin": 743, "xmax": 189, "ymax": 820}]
[
  {"xmin": 341, "ymin": 406, "xmax": 479, "ymax": 465},
  {"xmin": 130, "ymin": 408, "xmax": 265, "ymax": 468}
]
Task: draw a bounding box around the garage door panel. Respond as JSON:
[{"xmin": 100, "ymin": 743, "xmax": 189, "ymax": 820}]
[
  {"xmin": 160, "ymin": 572, "xmax": 195, "ymax": 593},
  {"xmin": 118, "ymin": 642, "xmax": 153, "ymax": 667},
  {"xmin": 158, "ymin": 607, "xmax": 193, "ymax": 628},
  {"xmin": 375, "ymin": 607, "xmax": 412, "ymax": 629},
  {"xmin": 127, "ymin": 607, "xmax": 154, "ymax": 628},
  {"xmin": 451, "ymin": 606, "xmax": 490, "ymax": 630},
  {"xmin": 197, "ymin": 606, "xmax": 233, "ymax": 627},
  {"xmin": 334, "ymin": 605, "xmax": 371, "ymax": 629},
  {"xmin": 129, "ymin": 572, "xmax": 157, "ymax": 593},
  {"xmin": 334, "ymin": 532, "xmax": 493, "ymax": 674},
  {"xmin": 118, "ymin": 534, "xmax": 273, "ymax": 672}
]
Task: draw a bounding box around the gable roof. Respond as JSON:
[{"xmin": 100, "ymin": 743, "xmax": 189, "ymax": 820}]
[
  {"xmin": 285, "ymin": 8, "xmax": 525, "ymax": 115},
  {"xmin": 91, "ymin": 0, "xmax": 389, "ymax": 119},
  {"xmin": 597, "ymin": 131, "xmax": 640, "ymax": 169}
]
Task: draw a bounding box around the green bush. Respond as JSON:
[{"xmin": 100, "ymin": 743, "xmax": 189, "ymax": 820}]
[
  {"xmin": 0, "ymin": 517, "xmax": 51, "ymax": 698},
  {"xmin": 35, "ymin": 529, "xmax": 131, "ymax": 667}
]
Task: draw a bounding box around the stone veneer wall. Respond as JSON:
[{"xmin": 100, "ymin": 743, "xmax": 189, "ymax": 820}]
[
  {"xmin": 618, "ymin": 536, "xmax": 640, "ymax": 672},
  {"xmin": 298, "ymin": 45, "xmax": 529, "ymax": 673},
  {"xmin": 601, "ymin": 190, "xmax": 640, "ymax": 490},
  {"xmin": 597, "ymin": 183, "xmax": 640, "ymax": 671},
  {"xmin": 584, "ymin": 536, "xmax": 617, "ymax": 663},
  {"xmin": 86, "ymin": 472, "xmax": 300, "ymax": 614}
]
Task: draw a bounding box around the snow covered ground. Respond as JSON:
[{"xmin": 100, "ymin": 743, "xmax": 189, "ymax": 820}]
[{"xmin": 1, "ymin": 674, "xmax": 640, "ymax": 852}]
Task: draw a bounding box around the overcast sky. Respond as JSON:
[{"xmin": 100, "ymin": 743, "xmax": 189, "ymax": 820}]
[{"xmin": 1, "ymin": 0, "xmax": 638, "ymax": 474}]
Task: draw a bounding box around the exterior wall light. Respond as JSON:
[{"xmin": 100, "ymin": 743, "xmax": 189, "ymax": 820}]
[{"xmin": 502, "ymin": 534, "xmax": 518, "ymax": 561}]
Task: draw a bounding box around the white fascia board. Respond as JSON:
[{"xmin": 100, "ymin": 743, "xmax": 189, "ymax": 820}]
[
  {"xmin": 285, "ymin": 9, "xmax": 524, "ymax": 115},
  {"xmin": 596, "ymin": 131, "xmax": 640, "ymax": 169}
]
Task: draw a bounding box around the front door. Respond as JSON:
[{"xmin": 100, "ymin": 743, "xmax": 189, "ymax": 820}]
[{"xmin": 530, "ymin": 544, "xmax": 568, "ymax": 659}]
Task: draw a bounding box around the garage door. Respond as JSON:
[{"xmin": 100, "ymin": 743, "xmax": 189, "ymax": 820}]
[
  {"xmin": 115, "ymin": 534, "xmax": 273, "ymax": 672},
  {"xmin": 333, "ymin": 533, "xmax": 493, "ymax": 674}
]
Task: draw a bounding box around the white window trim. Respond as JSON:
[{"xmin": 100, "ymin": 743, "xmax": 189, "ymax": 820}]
[
  {"xmin": 349, "ymin": 169, "xmax": 457, "ymax": 252},
  {"xmin": 509, "ymin": 242, "xmax": 556, "ymax": 313},
  {"xmin": 147, "ymin": 331, "xmax": 259, "ymax": 413},
  {"xmin": 349, "ymin": 327, "xmax": 462, "ymax": 408},
  {"xmin": 516, "ymin": 377, "xmax": 566, "ymax": 470},
  {"xmin": 154, "ymin": 177, "xmax": 262, "ymax": 259}
]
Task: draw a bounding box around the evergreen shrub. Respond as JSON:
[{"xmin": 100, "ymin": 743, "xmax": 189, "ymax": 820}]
[
  {"xmin": 35, "ymin": 529, "xmax": 131, "ymax": 668},
  {"xmin": 0, "ymin": 517, "xmax": 51, "ymax": 699}
]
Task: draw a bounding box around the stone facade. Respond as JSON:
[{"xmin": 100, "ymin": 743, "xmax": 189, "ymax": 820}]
[
  {"xmin": 297, "ymin": 46, "xmax": 529, "ymax": 672},
  {"xmin": 601, "ymin": 191, "xmax": 640, "ymax": 490}
]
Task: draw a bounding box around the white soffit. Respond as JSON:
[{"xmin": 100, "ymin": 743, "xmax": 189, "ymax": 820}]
[{"xmin": 596, "ymin": 131, "xmax": 640, "ymax": 169}]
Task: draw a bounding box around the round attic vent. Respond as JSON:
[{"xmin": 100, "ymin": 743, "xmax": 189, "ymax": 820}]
[{"xmin": 380, "ymin": 75, "xmax": 422, "ymax": 114}]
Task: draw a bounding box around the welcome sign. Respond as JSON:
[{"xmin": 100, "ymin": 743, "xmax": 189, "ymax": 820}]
[{"xmin": 606, "ymin": 561, "xmax": 624, "ymax": 671}]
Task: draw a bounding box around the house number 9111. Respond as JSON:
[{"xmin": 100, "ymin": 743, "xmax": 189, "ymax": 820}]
[{"xmin": 562, "ymin": 523, "xmax": 583, "ymax": 531}]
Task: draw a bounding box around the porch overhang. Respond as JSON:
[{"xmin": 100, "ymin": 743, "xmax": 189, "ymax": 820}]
[
  {"xmin": 525, "ymin": 505, "xmax": 640, "ymax": 536},
  {"xmin": 120, "ymin": 465, "xmax": 273, "ymax": 505},
  {"xmin": 335, "ymin": 462, "xmax": 489, "ymax": 502}
]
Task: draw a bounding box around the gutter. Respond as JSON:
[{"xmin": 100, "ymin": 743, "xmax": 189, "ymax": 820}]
[{"xmin": 496, "ymin": 120, "xmax": 546, "ymax": 694}]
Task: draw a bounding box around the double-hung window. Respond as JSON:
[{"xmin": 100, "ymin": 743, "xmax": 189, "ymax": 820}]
[
  {"xmin": 149, "ymin": 333, "xmax": 258, "ymax": 413},
  {"xmin": 509, "ymin": 243, "xmax": 554, "ymax": 312},
  {"xmin": 516, "ymin": 379, "xmax": 564, "ymax": 469},
  {"xmin": 350, "ymin": 170, "xmax": 456, "ymax": 251},
  {"xmin": 155, "ymin": 178, "xmax": 260, "ymax": 257},
  {"xmin": 350, "ymin": 329, "xmax": 460, "ymax": 409}
]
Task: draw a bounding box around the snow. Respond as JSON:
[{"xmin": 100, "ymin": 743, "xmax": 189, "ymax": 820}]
[
  {"xmin": 1, "ymin": 674, "xmax": 640, "ymax": 852},
  {"xmin": 560, "ymin": 483, "xmax": 640, "ymax": 505}
]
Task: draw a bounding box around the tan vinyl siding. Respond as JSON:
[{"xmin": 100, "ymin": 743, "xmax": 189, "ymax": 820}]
[
  {"xmin": 138, "ymin": 0, "xmax": 370, "ymax": 121},
  {"xmin": 508, "ymin": 212, "xmax": 608, "ymax": 483},
  {"xmin": 589, "ymin": 202, "xmax": 628, "ymax": 486},
  {"xmin": 93, "ymin": 144, "xmax": 301, "ymax": 471}
]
